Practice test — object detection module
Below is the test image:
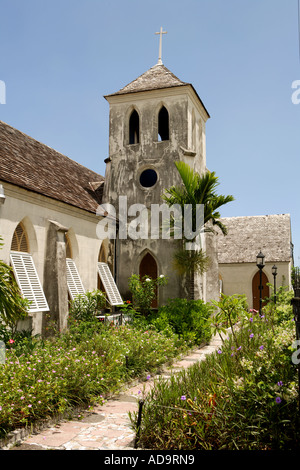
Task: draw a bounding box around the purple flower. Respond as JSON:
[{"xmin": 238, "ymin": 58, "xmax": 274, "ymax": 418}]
[
  {"xmin": 237, "ymin": 346, "xmax": 242, "ymax": 351},
  {"xmin": 259, "ymin": 345, "xmax": 264, "ymax": 350},
  {"xmin": 181, "ymin": 395, "xmax": 186, "ymax": 401},
  {"xmin": 275, "ymin": 397, "xmax": 282, "ymax": 404},
  {"xmin": 249, "ymin": 333, "xmax": 254, "ymax": 338},
  {"xmin": 277, "ymin": 381, "xmax": 283, "ymax": 387},
  {"xmin": 249, "ymin": 317, "xmax": 253, "ymax": 322},
  {"xmin": 217, "ymin": 349, "xmax": 222, "ymax": 354},
  {"xmin": 146, "ymin": 375, "xmax": 151, "ymax": 380}
]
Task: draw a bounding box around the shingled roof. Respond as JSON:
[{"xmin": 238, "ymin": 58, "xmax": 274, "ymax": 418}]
[
  {"xmin": 106, "ymin": 63, "xmax": 187, "ymax": 96},
  {"xmin": 104, "ymin": 63, "xmax": 210, "ymax": 117},
  {"xmin": 0, "ymin": 121, "xmax": 104, "ymax": 214},
  {"xmin": 217, "ymin": 214, "xmax": 292, "ymax": 264}
]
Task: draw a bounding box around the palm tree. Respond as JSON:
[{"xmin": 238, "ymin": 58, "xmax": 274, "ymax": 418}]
[{"xmin": 162, "ymin": 161, "xmax": 234, "ymax": 299}]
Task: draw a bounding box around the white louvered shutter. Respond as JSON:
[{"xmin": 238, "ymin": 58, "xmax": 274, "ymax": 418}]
[
  {"xmin": 10, "ymin": 251, "xmax": 49, "ymax": 313},
  {"xmin": 97, "ymin": 262, "xmax": 123, "ymax": 306},
  {"xmin": 66, "ymin": 258, "xmax": 85, "ymax": 300}
]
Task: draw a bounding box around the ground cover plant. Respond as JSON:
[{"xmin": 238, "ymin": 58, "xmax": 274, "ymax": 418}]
[
  {"xmin": 131, "ymin": 290, "xmax": 300, "ymax": 450},
  {"xmin": 0, "ymin": 311, "xmax": 189, "ymax": 439}
]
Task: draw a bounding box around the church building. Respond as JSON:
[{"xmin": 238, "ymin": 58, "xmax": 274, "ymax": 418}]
[{"xmin": 0, "ymin": 40, "xmax": 293, "ymax": 335}]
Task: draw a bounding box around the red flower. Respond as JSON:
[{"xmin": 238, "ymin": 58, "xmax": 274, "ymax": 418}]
[{"xmin": 9, "ymin": 339, "xmax": 15, "ymax": 344}]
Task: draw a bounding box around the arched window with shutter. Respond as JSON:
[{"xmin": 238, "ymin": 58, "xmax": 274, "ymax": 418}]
[
  {"xmin": 65, "ymin": 231, "xmax": 85, "ymax": 301},
  {"xmin": 10, "ymin": 222, "xmax": 49, "ymax": 313}
]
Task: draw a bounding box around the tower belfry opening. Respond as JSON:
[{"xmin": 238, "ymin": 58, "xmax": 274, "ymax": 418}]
[
  {"xmin": 158, "ymin": 106, "xmax": 169, "ymax": 141},
  {"xmin": 129, "ymin": 110, "xmax": 139, "ymax": 144}
]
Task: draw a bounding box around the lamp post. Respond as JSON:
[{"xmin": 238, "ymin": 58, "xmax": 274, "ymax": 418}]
[
  {"xmin": 272, "ymin": 264, "xmax": 277, "ymax": 304},
  {"xmin": 256, "ymin": 250, "xmax": 265, "ymax": 315}
]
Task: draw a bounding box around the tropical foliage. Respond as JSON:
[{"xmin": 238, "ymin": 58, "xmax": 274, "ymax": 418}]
[
  {"xmin": 0, "ymin": 237, "xmax": 28, "ymax": 337},
  {"xmin": 162, "ymin": 162, "xmax": 234, "ymax": 298},
  {"xmin": 130, "ymin": 291, "xmax": 300, "ymax": 450}
]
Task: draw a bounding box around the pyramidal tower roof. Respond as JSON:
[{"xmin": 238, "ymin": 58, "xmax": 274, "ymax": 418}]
[
  {"xmin": 105, "ymin": 63, "xmax": 188, "ymax": 97},
  {"xmin": 104, "ymin": 63, "xmax": 210, "ymax": 118}
]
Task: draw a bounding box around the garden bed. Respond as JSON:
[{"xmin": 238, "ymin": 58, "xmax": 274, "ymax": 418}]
[{"xmin": 130, "ymin": 292, "xmax": 300, "ymax": 450}]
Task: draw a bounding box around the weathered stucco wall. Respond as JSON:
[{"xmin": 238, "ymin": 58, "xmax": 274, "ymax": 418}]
[
  {"xmin": 103, "ymin": 85, "xmax": 217, "ymax": 303},
  {"xmin": 219, "ymin": 261, "xmax": 292, "ymax": 309},
  {"xmin": 0, "ymin": 182, "xmax": 105, "ymax": 334}
]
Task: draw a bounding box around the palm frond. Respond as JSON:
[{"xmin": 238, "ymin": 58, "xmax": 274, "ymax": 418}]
[{"xmin": 173, "ymin": 247, "xmax": 210, "ymax": 276}]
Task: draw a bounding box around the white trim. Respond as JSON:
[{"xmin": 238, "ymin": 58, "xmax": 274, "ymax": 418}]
[
  {"xmin": 97, "ymin": 262, "xmax": 123, "ymax": 306},
  {"xmin": 66, "ymin": 258, "xmax": 85, "ymax": 300}
]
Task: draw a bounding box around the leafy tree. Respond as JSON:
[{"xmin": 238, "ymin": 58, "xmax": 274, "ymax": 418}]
[{"xmin": 162, "ymin": 162, "xmax": 234, "ymax": 299}]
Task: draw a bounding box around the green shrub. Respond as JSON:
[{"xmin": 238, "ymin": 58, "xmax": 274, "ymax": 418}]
[
  {"xmin": 68, "ymin": 290, "xmax": 107, "ymax": 324},
  {"xmin": 264, "ymin": 285, "xmax": 294, "ymax": 325},
  {"xmin": 128, "ymin": 274, "xmax": 167, "ymax": 316},
  {"xmin": 150, "ymin": 298, "xmax": 213, "ymax": 345},
  {"xmin": 132, "ymin": 293, "xmax": 300, "ymax": 450},
  {"xmin": 0, "ymin": 319, "xmax": 187, "ymax": 439},
  {"xmin": 0, "ymin": 237, "xmax": 29, "ymax": 338}
]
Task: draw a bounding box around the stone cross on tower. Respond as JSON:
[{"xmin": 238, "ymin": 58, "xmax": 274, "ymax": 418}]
[{"xmin": 155, "ymin": 27, "xmax": 167, "ymax": 65}]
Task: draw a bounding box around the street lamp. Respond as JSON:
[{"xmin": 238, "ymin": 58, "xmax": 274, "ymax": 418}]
[
  {"xmin": 272, "ymin": 264, "xmax": 278, "ymax": 304},
  {"xmin": 256, "ymin": 250, "xmax": 265, "ymax": 314}
]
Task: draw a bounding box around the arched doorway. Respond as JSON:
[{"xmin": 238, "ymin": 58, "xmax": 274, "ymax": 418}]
[
  {"xmin": 139, "ymin": 252, "xmax": 158, "ymax": 308},
  {"xmin": 252, "ymin": 270, "xmax": 270, "ymax": 311}
]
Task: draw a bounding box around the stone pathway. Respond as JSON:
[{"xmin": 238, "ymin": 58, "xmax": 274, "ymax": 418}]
[{"xmin": 3, "ymin": 336, "xmax": 222, "ymax": 451}]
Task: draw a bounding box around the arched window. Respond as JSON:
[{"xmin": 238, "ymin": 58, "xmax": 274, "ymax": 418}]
[
  {"xmin": 65, "ymin": 231, "xmax": 85, "ymax": 300},
  {"xmin": 99, "ymin": 243, "xmax": 108, "ymax": 263},
  {"xmin": 98, "ymin": 243, "xmax": 108, "ymax": 292},
  {"xmin": 10, "ymin": 222, "xmax": 49, "ymax": 313},
  {"xmin": 65, "ymin": 233, "xmax": 72, "ymax": 259},
  {"xmin": 11, "ymin": 222, "xmax": 29, "ymax": 253},
  {"xmin": 158, "ymin": 106, "xmax": 169, "ymax": 141},
  {"xmin": 129, "ymin": 110, "xmax": 140, "ymax": 144}
]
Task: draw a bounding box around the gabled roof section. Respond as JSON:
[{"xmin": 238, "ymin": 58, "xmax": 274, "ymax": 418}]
[
  {"xmin": 104, "ymin": 63, "xmax": 210, "ymax": 118},
  {"xmin": 0, "ymin": 121, "xmax": 104, "ymax": 214},
  {"xmin": 217, "ymin": 214, "xmax": 293, "ymax": 264}
]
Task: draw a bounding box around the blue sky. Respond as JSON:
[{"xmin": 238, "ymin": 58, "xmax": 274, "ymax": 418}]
[{"xmin": 1, "ymin": 0, "xmax": 299, "ymax": 264}]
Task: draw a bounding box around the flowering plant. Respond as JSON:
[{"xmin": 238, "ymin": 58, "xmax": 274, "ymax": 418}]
[{"xmin": 128, "ymin": 274, "xmax": 167, "ymax": 316}]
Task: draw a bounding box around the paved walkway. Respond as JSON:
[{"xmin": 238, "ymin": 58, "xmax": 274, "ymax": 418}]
[{"xmin": 3, "ymin": 336, "xmax": 222, "ymax": 451}]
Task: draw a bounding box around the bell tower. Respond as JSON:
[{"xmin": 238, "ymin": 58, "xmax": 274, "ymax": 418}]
[{"xmin": 102, "ymin": 50, "xmax": 211, "ymax": 304}]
